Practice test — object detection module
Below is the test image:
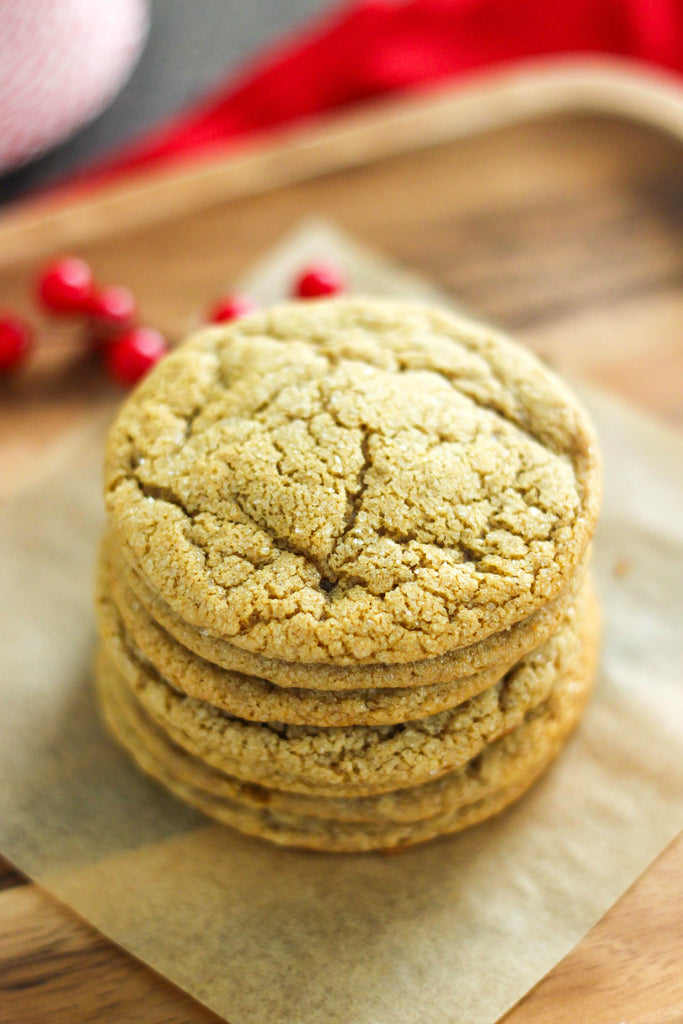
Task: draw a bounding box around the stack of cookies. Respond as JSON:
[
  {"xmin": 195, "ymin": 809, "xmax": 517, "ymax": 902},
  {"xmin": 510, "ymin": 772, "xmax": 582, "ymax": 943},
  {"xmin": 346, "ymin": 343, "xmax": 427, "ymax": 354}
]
[{"xmin": 95, "ymin": 298, "xmax": 601, "ymax": 852}]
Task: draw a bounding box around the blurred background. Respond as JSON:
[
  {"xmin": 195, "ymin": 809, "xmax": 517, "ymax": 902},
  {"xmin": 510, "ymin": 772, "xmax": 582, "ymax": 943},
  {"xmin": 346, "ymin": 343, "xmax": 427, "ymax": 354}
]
[
  {"xmin": 0, "ymin": 0, "xmax": 680, "ymax": 423},
  {"xmin": 3, "ymin": 0, "xmax": 681, "ymax": 209}
]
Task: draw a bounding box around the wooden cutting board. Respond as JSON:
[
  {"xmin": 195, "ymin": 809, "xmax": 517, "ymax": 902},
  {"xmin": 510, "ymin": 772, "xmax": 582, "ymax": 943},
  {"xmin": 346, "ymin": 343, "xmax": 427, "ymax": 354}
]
[{"xmin": 0, "ymin": 59, "xmax": 681, "ymax": 1024}]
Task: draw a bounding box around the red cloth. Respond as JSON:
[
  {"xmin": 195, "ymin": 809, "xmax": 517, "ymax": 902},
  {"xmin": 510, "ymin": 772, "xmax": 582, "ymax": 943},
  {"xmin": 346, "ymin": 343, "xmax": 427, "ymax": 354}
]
[{"xmin": 83, "ymin": 0, "xmax": 683, "ymax": 185}]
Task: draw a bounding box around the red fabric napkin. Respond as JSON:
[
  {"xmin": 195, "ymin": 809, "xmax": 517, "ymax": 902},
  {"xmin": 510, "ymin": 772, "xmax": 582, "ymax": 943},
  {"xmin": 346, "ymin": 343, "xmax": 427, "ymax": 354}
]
[{"xmin": 82, "ymin": 0, "xmax": 683, "ymax": 185}]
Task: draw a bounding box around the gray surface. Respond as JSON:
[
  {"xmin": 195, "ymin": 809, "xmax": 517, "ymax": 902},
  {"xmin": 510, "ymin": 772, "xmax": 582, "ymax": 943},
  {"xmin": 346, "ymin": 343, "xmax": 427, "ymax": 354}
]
[{"xmin": 0, "ymin": 0, "xmax": 332, "ymax": 205}]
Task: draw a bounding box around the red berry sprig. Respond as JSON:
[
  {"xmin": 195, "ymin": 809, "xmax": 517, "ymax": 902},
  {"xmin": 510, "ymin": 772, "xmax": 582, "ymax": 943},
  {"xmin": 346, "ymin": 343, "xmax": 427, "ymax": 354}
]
[
  {"xmin": 0, "ymin": 313, "xmax": 33, "ymax": 372},
  {"xmin": 293, "ymin": 263, "xmax": 345, "ymax": 299},
  {"xmin": 3, "ymin": 257, "xmax": 348, "ymax": 385},
  {"xmin": 15, "ymin": 254, "xmax": 168, "ymax": 386},
  {"xmin": 105, "ymin": 327, "xmax": 169, "ymax": 387},
  {"xmin": 37, "ymin": 257, "xmax": 94, "ymax": 313},
  {"xmin": 88, "ymin": 284, "xmax": 138, "ymax": 334},
  {"xmin": 208, "ymin": 294, "xmax": 258, "ymax": 324}
]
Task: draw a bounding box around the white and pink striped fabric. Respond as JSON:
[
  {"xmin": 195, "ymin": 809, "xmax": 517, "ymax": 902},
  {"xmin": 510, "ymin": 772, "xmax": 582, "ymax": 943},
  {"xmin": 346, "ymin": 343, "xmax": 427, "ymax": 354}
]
[{"xmin": 0, "ymin": 0, "xmax": 148, "ymax": 173}]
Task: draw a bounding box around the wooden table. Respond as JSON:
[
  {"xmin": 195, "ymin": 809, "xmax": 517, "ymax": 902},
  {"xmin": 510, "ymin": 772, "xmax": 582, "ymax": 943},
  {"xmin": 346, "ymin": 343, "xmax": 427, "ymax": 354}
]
[{"xmin": 1, "ymin": 66, "xmax": 681, "ymax": 1023}]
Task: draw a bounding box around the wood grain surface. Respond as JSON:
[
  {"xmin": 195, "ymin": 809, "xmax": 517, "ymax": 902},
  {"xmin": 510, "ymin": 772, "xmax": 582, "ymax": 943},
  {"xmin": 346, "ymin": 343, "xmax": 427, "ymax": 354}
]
[{"xmin": 0, "ymin": 78, "xmax": 681, "ymax": 1022}]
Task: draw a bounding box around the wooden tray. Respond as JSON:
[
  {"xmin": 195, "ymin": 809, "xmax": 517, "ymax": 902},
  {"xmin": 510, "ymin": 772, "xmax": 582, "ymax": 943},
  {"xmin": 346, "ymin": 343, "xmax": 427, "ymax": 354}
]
[{"xmin": 1, "ymin": 58, "xmax": 682, "ymax": 1023}]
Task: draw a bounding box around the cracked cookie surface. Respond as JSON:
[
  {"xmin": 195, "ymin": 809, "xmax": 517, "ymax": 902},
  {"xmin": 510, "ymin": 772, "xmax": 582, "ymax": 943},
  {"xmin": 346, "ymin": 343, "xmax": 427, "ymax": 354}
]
[
  {"xmin": 96, "ymin": 583, "xmax": 593, "ymax": 797},
  {"xmin": 104, "ymin": 298, "xmax": 601, "ymax": 663}
]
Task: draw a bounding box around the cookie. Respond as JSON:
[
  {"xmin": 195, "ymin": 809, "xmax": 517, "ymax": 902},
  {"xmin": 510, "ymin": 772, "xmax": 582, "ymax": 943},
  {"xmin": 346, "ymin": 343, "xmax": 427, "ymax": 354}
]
[
  {"xmin": 97, "ymin": 617, "xmax": 597, "ymax": 851},
  {"xmin": 99, "ymin": 541, "xmax": 593, "ymax": 725},
  {"xmin": 99, "ymin": 577, "xmax": 521, "ymax": 727},
  {"xmin": 104, "ymin": 298, "xmax": 601, "ymax": 664},
  {"xmin": 95, "ymin": 581, "xmax": 594, "ymax": 797},
  {"xmin": 110, "ymin": 532, "xmax": 587, "ymax": 692},
  {"xmin": 98, "ymin": 606, "xmax": 598, "ymax": 827}
]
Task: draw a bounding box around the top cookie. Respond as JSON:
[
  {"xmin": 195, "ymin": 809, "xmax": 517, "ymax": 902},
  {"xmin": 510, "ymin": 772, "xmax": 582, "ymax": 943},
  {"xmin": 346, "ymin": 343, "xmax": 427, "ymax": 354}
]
[{"xmin": 104, "ymin": 298, "xmax": 600, "ymax": 663}]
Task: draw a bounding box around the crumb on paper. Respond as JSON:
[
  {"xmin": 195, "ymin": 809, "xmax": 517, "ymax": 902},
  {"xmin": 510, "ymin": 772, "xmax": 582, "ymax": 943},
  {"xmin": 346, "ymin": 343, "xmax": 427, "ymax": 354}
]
[{"xmin": 613, "ymin": 558, "xmax": 632, "ymax": 579}]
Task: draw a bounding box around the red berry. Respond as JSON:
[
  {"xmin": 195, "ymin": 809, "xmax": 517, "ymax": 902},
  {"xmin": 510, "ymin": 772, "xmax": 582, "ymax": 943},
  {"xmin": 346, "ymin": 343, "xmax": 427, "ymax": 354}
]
[
  {"xmin": 105, "ymin": 327, "xmax": 168, "ymax": 387},
  {"xmin": 208, "ymin": 294, "xmax": 258, "ymax": 323},
  {"xmin": 37, "ymin": 257, "xmax": 94, "ymax": 313},
  {"xmin": 88, "ymin": 285, "xmax": 137, "ymax": 331},
  {"xmin": 0, "ymin": 313, "xmax": 33, "ymax": 372},
  {"xmin": 293, "ymin": 264, "xmax": 345, "ymax": 299}
]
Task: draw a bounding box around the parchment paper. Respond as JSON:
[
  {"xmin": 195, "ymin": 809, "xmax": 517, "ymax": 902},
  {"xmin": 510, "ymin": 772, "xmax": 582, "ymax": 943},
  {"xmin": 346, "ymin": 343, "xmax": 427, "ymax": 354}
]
[{"xmin": 1, "ymin": 223, "xmax": 682, "ymax": 1024}]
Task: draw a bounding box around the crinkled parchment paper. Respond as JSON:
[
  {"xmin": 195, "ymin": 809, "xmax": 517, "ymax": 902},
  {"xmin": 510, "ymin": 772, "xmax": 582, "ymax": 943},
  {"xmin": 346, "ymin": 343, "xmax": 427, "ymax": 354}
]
[{"xmin": 1, "ymin": 224, "xmax": 682, "ymax": 1024}]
